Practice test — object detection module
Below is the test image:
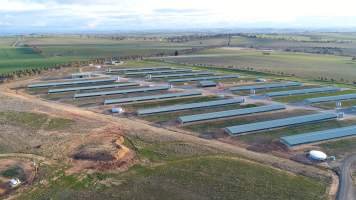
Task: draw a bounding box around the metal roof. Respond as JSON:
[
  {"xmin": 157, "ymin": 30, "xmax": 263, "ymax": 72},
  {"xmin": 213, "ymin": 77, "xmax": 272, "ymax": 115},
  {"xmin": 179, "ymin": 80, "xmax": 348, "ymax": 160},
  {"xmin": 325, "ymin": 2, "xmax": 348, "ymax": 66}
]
[
  {"xmin": 149, "ymin": 72, "xmax": 214, "ymax": 79},
  {"xmin": 125, "ymin": 69, "xmax": 192, "ymax": 75},
  {"xmin": 48, "ymin": 83, "xmax": 139, "ymax": 93},
  {"xmin": 266, "ymin": 87, "xmax": 340, "ymax": 97},
  {"xmin": 108, "ymin": 67, "xmax": 172, "ymax": 72},
  {"xmin": 178, "ymin": 104, "xmax": 286, "ymax": 124},
  {"xmin": 104, "ymin": 91, "xmax": 201, "ymax": 104},
  {"xmin": 137, "ymin": 98, "xmax": 244, "ymax": 115},
  {"xmin": 28, "ymin": 78, "xmax": 117, "ymax": 88},
  {"xmin": 304, "ymin": 93, "xmax": 356, "ymax": 104},
  {"xmin": 74, "ymin": 85, "xmax": 170, "ymax": 98},
  {"xmin": 225, "ymin": 113, "xmax": 337, "ymax": 136},
  {"xmin": 229, "ymin": 82, "xmax": 302, "ymax": 91},
  {"xmin": 168, "ymin": 75, "xmax": 240, "ymax": 83},
  {"xmin": 280, "ymin": 125, "xmax": 356, "ymax": 146}
]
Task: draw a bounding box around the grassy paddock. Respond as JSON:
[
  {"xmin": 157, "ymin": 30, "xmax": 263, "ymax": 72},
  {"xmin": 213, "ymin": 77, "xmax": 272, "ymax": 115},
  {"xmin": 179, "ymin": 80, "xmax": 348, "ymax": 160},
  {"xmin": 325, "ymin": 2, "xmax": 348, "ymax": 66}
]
[{"xmin": 164, "ymin": 48, "xmax": 356, "ymax": 83}]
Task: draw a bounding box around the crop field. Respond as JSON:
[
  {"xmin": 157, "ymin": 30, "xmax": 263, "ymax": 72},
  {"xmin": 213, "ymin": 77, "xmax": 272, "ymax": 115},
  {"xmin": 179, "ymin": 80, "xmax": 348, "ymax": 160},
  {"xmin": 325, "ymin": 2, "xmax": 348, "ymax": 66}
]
[
  {"xmin": 0, "ymin": 36, "xmax": 227, "ymax": 74},
  {"xmin": 272, "ymin": 89, "xmax": 356, "ymax": 103},
  {"xmin": 230, "ymin": 34, "xmax": 356, "ymax": 57},
  {"xmin": 163, "ymin": 48, "xmax": 356, "ymax": 83}
]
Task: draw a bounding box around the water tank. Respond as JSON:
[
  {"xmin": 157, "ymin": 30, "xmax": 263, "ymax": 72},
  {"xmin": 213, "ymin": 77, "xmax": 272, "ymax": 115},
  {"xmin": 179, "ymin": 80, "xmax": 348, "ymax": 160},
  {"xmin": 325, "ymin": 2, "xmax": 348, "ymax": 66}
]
[{"xmin": 309, "ymin": 150, "xmax": 327, "ymax": 161}]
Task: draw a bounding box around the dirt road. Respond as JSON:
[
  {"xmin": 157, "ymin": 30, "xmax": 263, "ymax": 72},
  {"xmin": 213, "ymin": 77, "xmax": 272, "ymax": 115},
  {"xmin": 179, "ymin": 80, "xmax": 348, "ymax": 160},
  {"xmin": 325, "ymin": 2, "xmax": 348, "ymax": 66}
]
[{"xmin": 337, "ymin": 154, "xmax": 356, "ymax": 200}]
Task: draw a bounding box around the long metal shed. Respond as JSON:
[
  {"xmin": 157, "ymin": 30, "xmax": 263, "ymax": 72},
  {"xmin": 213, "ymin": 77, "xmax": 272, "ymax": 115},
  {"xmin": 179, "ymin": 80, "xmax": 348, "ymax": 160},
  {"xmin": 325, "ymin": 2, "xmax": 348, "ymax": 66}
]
[
  {"xmin": 225, "ymin": 113, "xmax": 337, "ymax": 136},
  {"xmin": 304, "ymin": 93, "xmax": 356, "ymax": 104},
  {"xmin": 74, "ymin": 85, "xmax": 170, "ymax": 98},
  {"xmin": 125, "ymin": 69, "xmax": 192, "ymax": 75},
  {"xmin": 108, "ymin": 67, "xmax": 172, "ymax": 72},
  {"xmin": 28, "ymin": 78, "xmax": 117, "ymax": 88},
  {"xmin": 265, "ymin": 87, "xmax": 340, "ymax": 97},
  {"xmin": 149, "ymin": 72, "xmax": 214, "ymax": 79},
  {"xmin": 229, "ymin": 82, "xmax": 302, "ymax": 91},
  {"xmin": 48, "ymin": 83, "xmax": 139, "ymax": 94},
  {"xmin": 280, "ymin": 125, "xmax": 356, "ymax": 147},
  {"xmin": 178, "ymin": 104, "xmax": 286, "ymax": 124},
  {"xmin": 104, "ymin": 91, "xmax": 202, "ymax": 105},
  {"xmin": 137, "ymin": 98, "xmax": 244, "ymax": 115},
  {"xmin": 168, "ymin": 75, "xmax": 240, "ymax": 83}
]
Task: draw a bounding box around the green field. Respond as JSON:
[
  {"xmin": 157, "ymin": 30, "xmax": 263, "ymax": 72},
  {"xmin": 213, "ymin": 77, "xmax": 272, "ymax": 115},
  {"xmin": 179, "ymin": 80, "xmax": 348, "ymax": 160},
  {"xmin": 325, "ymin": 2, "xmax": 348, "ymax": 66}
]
[
  {"xmin": 163, "ymin": 48, "xmax": 356, "ymax": 83},
  {"xmin": 18, "ymin": 155, "xmax": 328, "ymax": 200},
  {"xmin": 0, "ymin": 36, "xmax": 227, "ymax": 75}
]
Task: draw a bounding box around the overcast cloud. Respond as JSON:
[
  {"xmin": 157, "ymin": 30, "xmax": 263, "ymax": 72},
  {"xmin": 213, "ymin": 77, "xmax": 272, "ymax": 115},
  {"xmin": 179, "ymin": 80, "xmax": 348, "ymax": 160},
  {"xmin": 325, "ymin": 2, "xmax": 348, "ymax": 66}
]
[{"xmin": 1, "ymin": 0, "xmax": 356, "ymax": 33}]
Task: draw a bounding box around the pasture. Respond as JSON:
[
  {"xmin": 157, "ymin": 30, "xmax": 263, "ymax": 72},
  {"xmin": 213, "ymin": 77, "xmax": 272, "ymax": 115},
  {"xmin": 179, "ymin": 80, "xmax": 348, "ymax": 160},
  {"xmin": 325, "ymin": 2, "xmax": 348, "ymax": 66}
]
[{"xmin": 163, "ymin": 48, "xmax": 356, "ymax": 83}]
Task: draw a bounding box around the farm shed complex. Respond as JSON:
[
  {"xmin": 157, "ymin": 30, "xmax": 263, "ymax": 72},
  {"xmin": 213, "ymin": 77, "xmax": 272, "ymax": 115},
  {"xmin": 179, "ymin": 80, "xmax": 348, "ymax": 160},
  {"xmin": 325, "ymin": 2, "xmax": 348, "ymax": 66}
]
[
  {"xmin": 138, "ymin": 98, "xmax": 244, "ymax": 115},
  {"xmin": 281, "ymin": 125, "xmax": 356, "ymax": 146},
  {"xmin": 104, "ymin": 91, "xmax": 202, "ymax": 104},
  {"xmin": 178, "ymin": 104, "xmax": 286, "ymax": 124},
  {"xmin": 225, "ymin": 113, "xmax": 337, "ymax": 136}
]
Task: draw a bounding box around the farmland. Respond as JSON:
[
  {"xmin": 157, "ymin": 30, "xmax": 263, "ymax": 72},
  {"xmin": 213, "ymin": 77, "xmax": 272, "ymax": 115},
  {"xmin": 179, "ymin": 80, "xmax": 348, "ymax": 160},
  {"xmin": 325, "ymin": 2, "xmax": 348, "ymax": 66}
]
[
  {"xmin": 0, "ymin": 35, "xmax": 228, "ymax": 75},
  {"xmin": 5, "ymin": 32, "xmax": 356, "ymax": 199},
  {"xmin": 163, "ymin": 48, "xmax": 356, "ymax": 83}
]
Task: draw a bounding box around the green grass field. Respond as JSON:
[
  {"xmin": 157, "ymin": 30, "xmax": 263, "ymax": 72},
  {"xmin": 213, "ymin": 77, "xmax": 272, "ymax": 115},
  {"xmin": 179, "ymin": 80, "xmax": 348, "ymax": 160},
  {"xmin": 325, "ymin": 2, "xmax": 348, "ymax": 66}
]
[
  {"xmin": 164, "ymin": 48, "xmax": 356, "ymax": 83},
  {"xmin": 0, "ymin": 36, "xmax": 227, "ymax": 75}
]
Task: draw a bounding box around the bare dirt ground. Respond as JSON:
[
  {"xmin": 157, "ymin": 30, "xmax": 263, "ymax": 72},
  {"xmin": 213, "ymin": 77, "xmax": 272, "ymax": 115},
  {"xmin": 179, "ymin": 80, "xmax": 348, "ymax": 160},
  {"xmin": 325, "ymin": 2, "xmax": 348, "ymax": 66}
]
[{"xmin": 0, "ymin": 71, "xmax": 338, "ymax": 199}]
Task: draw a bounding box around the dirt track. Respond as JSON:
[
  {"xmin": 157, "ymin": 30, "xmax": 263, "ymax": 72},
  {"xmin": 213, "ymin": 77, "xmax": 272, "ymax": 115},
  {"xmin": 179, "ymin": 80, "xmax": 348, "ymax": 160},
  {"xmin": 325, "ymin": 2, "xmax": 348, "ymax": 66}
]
[{"xmin": 0, "ymin": 78, "xmax": 336, "ymax": 198}]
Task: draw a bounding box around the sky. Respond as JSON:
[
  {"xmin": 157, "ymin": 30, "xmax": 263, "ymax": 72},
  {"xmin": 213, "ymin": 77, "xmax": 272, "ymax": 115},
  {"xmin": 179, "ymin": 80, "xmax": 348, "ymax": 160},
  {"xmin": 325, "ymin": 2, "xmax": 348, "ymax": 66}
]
[{"xmin": 2, "ymin": 0, "xmax": 356, "ymax": 33}]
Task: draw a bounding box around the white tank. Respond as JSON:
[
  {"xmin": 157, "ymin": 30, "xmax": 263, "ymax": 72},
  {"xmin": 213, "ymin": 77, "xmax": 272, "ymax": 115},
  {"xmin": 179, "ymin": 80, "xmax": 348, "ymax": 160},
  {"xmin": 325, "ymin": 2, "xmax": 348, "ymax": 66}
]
[{"xmin": 309, "ymin": 150, "xmax": 327, "ymax": 161}]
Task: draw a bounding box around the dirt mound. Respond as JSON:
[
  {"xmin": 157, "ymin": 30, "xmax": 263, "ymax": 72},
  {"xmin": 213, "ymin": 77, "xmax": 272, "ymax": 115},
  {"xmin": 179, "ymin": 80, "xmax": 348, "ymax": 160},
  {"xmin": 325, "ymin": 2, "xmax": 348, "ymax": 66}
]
[{"xmin": 67, "ymin": 126, "xmax": 136, "ymax": 174}]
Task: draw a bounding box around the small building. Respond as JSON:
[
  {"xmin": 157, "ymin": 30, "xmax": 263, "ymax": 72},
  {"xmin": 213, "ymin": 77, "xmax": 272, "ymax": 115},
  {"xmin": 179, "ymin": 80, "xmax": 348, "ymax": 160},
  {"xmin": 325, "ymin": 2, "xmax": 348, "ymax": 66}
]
[
  {"xmin": 111, "ymin": 107, "xmax": 124, "ymax": 114},
  {"xmin": 71, "ymin": 72, "xmax": 92, "ymax": 79},
  {"xmin": 9, "ymin": 178, "xmax": 21, "ymax": 188},
  {"xmin": 198, "ymin": 81, "xmax": 217, "ymax": 88}
]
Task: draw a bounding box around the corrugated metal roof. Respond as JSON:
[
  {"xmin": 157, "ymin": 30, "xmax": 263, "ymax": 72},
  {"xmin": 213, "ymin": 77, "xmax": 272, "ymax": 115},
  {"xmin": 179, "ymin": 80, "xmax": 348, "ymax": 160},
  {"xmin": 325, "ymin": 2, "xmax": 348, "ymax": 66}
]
[
  {"xmin": 108, "ymin": 67, "xmax": 171, "ymax": 72},
  {"xmin": 28, "ymin": 78, "xmax": 117, "ymax": 88},
  {"xmin": 304, "ymin": 93, "xmax": 356, "ymax": 104},
  {"xmin": 178, "ymin": 104, "xmax": 286, "ymax": 124},
  {"xmin": 150, "ymin": 72, "xmax": 214, "ymax": 79},
  {"xmin": 229, "ymin": 82, "xmax": 302, "ymax": 91},
  {"xmin": 281, "ymin": 125, "xmax": 356, "ymax": 146},
  {"xmin": 126, "ymin": 69, "xmax": 192, "ymax": 75},
  {"xmin": 266, "ymin": 87, "xmax": 340, "ymax": 97},
  {"xmin": 225, "ymin": 113, "xmax": 337, "ymax": 136},
  {"xmin": 104, "ymin": 91, "xmax": 201, "ymax": 104},
  {"xmin": 48, "ymin": 83, "xmax": 139, "ymax": 93},
  {"xmin": 137, "ymin": 98, "xmax": 244, "ymax": 115},
  {"xmin": 74, "ymin": 85, "xmax": 170, "ymax": 98},
  {"xmin": 168, "ymin": 75, "xmax": 239, "ymax": 83}
]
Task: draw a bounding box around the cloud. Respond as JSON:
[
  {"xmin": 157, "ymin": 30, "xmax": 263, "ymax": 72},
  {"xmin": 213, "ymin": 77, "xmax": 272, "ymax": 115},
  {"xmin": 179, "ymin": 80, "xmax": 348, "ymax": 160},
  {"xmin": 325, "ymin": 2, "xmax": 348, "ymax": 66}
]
[{"xmin": 1, "ymin": 0, "xmax": 356, "ymax": 32}]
